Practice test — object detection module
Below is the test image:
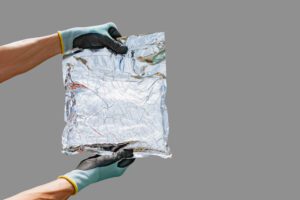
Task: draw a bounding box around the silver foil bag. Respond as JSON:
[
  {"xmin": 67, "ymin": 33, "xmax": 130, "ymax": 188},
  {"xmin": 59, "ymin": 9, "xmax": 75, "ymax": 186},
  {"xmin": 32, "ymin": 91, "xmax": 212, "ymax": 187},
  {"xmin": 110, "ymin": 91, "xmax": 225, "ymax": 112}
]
[{"xmin": 62, "ymin": 32, "xmax": 171, "ymax": 158}]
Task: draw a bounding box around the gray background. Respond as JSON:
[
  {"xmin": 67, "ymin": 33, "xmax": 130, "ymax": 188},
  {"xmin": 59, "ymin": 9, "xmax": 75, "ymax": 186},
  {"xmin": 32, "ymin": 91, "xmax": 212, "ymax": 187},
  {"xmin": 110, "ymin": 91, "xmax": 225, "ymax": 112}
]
[{"xmin": 0, "ymin": 0, "xmax": 299, "ymax": 199}]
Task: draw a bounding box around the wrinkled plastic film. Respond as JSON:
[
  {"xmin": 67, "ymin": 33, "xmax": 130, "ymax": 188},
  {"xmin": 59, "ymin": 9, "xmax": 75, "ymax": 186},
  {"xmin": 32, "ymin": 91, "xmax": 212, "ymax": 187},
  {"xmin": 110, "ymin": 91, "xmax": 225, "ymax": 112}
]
[{"xmin": 62, "ymin": 32, "xmax": 171, "ymax": 158}]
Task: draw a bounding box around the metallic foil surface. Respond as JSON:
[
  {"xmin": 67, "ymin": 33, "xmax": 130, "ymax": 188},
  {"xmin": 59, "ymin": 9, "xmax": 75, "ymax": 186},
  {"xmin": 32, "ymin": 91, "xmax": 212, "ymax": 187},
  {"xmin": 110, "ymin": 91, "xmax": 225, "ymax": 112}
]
[{"xmin": 62, "ymin": 32, "xmax": 171, "ymax": 158}]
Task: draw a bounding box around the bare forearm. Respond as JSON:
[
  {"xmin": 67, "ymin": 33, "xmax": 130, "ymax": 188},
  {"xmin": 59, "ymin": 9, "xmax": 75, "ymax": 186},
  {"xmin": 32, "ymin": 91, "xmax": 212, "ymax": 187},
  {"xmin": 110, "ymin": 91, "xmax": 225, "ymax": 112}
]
[
  {"xmin": 0, "ymin": 33, "xmax": 61, "ymax": 83},
  {"xmin": 6, "ymin": 179, "xmax": 74, "ymax": 200}
]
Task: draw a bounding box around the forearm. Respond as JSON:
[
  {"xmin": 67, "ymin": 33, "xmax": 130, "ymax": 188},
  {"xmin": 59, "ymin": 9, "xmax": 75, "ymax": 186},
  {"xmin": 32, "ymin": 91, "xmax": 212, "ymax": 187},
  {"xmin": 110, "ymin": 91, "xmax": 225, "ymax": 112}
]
[
  {"xmin": 0, "ymin": 33, "xmax": 61, "ymax": 83},
  {"xmin": 5, "ymin": 179, "xmax": 74, "ymax": 200}
]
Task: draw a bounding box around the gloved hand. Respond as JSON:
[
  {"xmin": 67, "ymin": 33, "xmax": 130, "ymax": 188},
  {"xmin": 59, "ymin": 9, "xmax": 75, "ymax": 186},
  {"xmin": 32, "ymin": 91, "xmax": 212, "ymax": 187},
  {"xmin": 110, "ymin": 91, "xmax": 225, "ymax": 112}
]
[
  {"xmin": 59, "ymin": 149, "xmax": 135, "ymax": 194},
  {"xmin": 58, "ymin": 22, "xmax": 128, "ymax": 54}
]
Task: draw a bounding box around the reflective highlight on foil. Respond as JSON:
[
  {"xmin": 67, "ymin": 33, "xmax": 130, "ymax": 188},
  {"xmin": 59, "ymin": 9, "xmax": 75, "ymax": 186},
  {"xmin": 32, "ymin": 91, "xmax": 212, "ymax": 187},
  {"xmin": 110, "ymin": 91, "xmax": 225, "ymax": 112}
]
[{"xmin": 62, "ymin": 32, "xmax": 171, "ymax": 158}]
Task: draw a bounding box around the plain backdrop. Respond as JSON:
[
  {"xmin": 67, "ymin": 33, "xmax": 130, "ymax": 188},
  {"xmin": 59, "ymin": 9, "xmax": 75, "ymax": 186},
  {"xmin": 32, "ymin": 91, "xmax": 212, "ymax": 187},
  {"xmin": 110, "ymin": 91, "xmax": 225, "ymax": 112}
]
[{"xmin": 1, "ymin": 0, "xmax": 300, "ymax": 199}]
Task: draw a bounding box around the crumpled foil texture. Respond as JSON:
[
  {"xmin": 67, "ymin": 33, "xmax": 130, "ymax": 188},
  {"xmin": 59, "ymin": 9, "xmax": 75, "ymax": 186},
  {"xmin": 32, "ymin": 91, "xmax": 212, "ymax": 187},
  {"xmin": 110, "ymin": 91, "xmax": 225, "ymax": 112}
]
[{"xmin": 62, "ymin": 32, "xmax": 171, "ymax": 158}]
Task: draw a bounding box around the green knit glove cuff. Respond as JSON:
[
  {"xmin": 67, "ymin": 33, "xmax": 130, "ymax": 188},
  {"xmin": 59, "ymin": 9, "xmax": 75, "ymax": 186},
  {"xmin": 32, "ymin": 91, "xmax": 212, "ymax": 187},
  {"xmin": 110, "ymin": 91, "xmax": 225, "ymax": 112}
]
[{"xmin": 59, "ymin": 162, "xmax": 127, "ymax": 194}]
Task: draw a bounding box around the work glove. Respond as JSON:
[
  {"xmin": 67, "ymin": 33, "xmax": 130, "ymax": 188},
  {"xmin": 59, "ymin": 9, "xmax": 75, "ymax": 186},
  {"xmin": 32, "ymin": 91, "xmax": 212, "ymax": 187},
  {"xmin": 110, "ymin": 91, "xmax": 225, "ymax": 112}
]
[
  {"xmin": 59, "ymin": 149, "xmax": 135, "ymax": 194},
  {"xmin": 58, "ymin": 22, "xmax": 128, "ymax": 54}
]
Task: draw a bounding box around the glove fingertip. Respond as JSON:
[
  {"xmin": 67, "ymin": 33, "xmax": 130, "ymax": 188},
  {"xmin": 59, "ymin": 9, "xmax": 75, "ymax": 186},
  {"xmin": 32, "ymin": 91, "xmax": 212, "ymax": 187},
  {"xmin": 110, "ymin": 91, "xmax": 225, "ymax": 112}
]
[
  {"xmin": 108, "ymin": 26, "xmax": 123, "ymax": 40},
  {"xmin": 117, "ymin": 158, "xmax": 136, "ymax": 168},
  {"xmin": 116, "ymin": 45, "xmax": 128, "ymax": 54},
  {"xmin": 116, "ymin": 149, "xmax": 134, "ymax": 160}
]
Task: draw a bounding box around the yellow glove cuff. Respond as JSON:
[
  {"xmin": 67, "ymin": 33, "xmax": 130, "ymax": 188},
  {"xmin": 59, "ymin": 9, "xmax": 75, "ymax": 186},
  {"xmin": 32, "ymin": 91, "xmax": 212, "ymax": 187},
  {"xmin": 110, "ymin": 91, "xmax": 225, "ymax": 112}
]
[
  {"xmin": 58, "ymin": 175, "xmax": 79, "ymax": 195},
  {"xmin": 57, "ymin": 31, "xmax": 65, "ymax": 54}
]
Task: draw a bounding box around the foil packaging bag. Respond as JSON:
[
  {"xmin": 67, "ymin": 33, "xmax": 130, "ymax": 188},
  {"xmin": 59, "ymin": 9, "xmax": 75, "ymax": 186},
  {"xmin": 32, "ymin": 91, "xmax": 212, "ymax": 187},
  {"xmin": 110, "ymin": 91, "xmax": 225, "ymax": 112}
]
[{"xmin": 61, "ymin": 32, "xmax": 171, "ymax": 158}]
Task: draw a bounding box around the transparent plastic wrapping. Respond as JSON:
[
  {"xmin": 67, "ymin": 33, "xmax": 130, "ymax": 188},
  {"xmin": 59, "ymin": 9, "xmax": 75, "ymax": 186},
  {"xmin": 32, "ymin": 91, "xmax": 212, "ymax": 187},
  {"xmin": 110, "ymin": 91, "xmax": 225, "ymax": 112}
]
[{"xmin": 61, "ymin": 32, "xmax": 171, "ymax": 158}]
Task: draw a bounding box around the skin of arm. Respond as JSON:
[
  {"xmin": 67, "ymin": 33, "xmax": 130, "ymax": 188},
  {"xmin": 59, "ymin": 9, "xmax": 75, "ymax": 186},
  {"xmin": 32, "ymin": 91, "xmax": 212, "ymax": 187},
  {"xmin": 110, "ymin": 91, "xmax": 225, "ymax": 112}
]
[
  {"xmin": 1, "ymin": 24, "xmax": 130, "ymax": 199},
  {"xmin": 0, "ymin": 34, "xmax": 70, "ymax": 200},
  {"xmin": 5, "ymin": 179, "xmax": 74, "ymax": 200},
  {"xmin": 5, "ymin": 150, "xmax": 134, "ymax": 200},
  {"xmin": 0, "ymin": 33, "xmax": 61, "ymax": 83}
]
